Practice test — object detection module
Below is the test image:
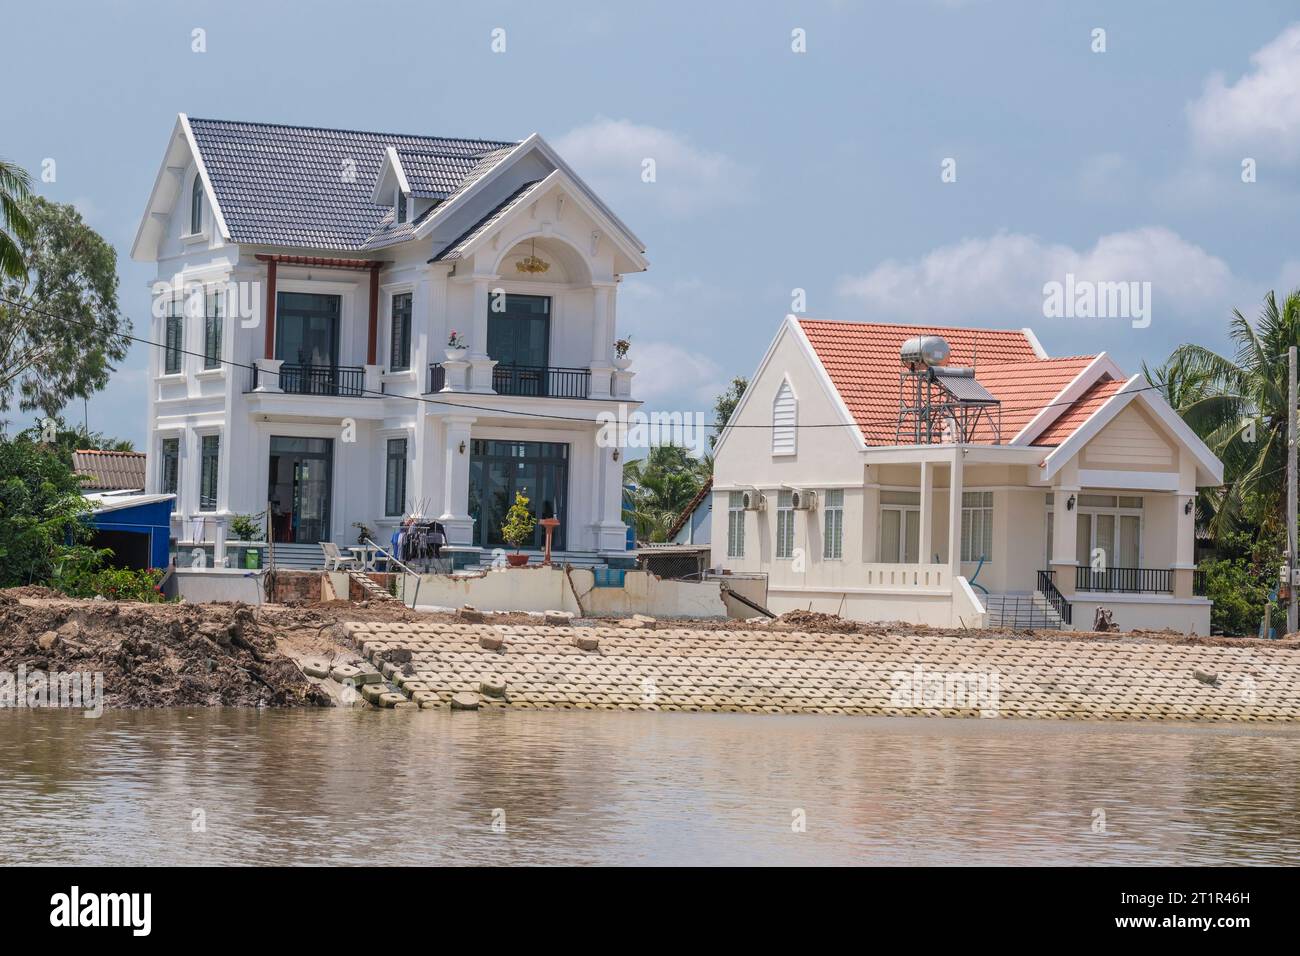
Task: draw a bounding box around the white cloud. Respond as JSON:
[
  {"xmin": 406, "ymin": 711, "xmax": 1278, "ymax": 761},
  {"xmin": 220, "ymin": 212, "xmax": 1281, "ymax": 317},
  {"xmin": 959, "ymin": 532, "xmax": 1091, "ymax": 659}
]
[
  {"xmin": 553, "ymin": 118, "xmax": 754, "ymax": 217},
  {"xmin": 836, "ymin": 227, "xmax": 1238, "ymax": 327},
  {"xmin": 629, "ymin": 340, "xmax": 727, "ymax": 407},
  {"xmin": 1187, "ymin": 23, "xmax": 1300, "ymax": 160}
]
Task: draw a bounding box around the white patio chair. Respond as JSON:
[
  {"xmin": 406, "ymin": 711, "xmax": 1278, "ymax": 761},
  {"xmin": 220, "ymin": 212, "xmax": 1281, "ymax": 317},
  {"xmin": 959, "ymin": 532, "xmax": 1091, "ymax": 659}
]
[{"xmin": 320, "ymin": 541, "xmax": 358, "ymax": 571}]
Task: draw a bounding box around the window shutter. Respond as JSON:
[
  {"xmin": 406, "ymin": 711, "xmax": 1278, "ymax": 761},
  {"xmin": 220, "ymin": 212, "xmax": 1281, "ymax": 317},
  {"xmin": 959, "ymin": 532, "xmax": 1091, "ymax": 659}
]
[{"xmin": 772, "ymin": 380, "xmax": 796, "ymax": 455}]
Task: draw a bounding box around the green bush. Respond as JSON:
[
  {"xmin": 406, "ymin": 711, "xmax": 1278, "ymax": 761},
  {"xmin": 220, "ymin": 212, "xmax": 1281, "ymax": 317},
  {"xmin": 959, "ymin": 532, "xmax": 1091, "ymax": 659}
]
[
  {"xmin": 58, "ymin": 565, "xmax": 167, "ymax": 603},
  {"xmin": 229, "ymin": 514, "xmax": 264, "ymax": 541},
  {"xmin": 0, "ymin": 436, "xmax": 97, "ymax": 587},
  {"xmin": 1201, "ymin": 556, "xmax": 1275, "ymax": 637}
]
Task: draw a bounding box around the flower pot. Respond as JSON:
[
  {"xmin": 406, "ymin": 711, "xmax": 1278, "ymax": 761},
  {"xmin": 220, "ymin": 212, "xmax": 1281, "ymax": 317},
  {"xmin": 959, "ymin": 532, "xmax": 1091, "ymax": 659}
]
[
  {"xmin": 612, "ymin": 355, "xmax": 632, "ymax": 370},
  {"xmin": 445, "ymin": 347, "xmax": 469, "ymax": 363},
  {"xmin": 506, "ymin": 553, "xmax": 529, "ymax": 568}
]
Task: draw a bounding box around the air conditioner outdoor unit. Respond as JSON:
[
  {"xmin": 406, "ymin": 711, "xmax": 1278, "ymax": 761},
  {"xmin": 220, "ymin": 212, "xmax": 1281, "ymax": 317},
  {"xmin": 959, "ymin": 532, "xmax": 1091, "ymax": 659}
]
[
  {"xmin": 741, "ymin": 490, "xmax": 766, "ymax": 512},
  {"xmin": 790, "ymin": 489, "xmax": 817, "ymax": 511}
]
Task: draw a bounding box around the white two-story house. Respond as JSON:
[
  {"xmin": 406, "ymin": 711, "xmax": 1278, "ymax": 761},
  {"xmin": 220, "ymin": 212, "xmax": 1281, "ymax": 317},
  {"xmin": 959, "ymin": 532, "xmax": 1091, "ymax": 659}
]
[
  {"xmin": 712, "ymin": 316, "xmax": 1225, "ymax": 634},
  {"xmin": 132, "ymin": 115, "xmax": 645, "ymax": 568}
]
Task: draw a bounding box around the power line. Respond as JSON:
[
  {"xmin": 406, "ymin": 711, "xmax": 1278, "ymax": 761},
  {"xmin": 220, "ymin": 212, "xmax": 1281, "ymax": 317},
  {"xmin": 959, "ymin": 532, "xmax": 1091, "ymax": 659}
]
[{"xmin": 0, "ymin": 294, "xmax": 1191, "ymax": 436}]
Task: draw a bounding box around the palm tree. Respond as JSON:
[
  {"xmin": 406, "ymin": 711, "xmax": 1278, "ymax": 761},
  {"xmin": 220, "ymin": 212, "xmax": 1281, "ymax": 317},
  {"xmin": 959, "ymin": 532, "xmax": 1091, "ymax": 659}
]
[
  {"xmin": 0, "ymin": 158, "xmax": 34, "ymax": 279},
  {"xmin": 1168, "ymin": 289, "xmax": 1300, "ymax": 536},
  {"xmin": 622, "ymin": 445, "xmax": 710, "ymax": 543}
]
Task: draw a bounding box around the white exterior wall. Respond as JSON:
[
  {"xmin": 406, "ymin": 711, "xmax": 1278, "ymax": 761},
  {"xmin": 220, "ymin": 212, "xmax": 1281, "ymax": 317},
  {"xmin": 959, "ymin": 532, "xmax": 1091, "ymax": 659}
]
[{"xmin": 141, "ymin": 138, "xmax": 640, "ymax": 563}]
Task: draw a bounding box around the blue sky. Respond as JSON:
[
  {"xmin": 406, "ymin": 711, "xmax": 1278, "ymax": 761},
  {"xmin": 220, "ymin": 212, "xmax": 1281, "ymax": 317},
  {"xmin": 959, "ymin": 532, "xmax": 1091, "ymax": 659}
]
[{"xmin": 4, "ymin": 0, "xmax": 1300, "ymax": 447}]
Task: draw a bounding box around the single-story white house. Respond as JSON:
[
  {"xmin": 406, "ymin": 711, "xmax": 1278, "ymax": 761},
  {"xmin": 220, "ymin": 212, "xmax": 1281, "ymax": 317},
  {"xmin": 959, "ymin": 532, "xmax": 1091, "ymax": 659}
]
[{"xmin": 710, "ymin": 316, "xmax": 1224, "ymax": 634}]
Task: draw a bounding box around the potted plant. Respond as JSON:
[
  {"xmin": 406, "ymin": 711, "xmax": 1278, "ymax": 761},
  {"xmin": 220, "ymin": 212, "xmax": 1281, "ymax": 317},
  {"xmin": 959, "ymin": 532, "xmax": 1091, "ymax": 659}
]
[
  {"xmin": 613, "ymin": 337, "xmax": 632, "ymax": 370},
  {"xmin": 501, "ymin": 491, "xmax": 537, "ymax": 567},
  {"xmin": 229, "ymin": 513, "xmax": 265, "ymax": 570},
  {"xmin": 352, "ymin": 521, "xmax": 375, "ymax": 545},
  {"xmin": 445, "ymin": 330, "xmax": 468, "ymax": 362}
]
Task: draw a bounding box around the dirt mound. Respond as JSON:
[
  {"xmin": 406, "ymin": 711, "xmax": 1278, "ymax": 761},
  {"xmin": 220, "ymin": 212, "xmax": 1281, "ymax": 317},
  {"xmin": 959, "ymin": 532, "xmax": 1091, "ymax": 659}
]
[
  {"xmin": 0, "ymin": 593, "xmax": 334, "ymax": 708},
  {"xmin": 770, "ymin": 609, "xmax": 861, "ymax": 633}
]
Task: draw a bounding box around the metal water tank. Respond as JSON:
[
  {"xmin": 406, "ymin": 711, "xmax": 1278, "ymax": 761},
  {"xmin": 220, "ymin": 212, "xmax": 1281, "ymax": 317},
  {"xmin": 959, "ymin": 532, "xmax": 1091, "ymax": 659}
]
[{"xmin": 900, "ymin": 335, "xmax": 951, "ymax": 369}]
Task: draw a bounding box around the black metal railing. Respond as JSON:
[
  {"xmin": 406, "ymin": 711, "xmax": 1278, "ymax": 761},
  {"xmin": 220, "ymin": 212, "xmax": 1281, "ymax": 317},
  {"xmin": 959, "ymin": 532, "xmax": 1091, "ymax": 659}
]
[
  {"xmin": 427, "ymin": 363, "xmax": 446, "ymax": 393},
  {"xmin": 1193, "ymin": 569, "xmax": 1207, "ymax": 596},
  {"xmin": 989, "ymin": 593, "xmax": 1067, "ymax": 630},
  {"xmin": 247, "ymin": 363, "xmax": 368, "ymax": 397},
  {"xmin": 1075, "ymin": 566, "xmax": 1174, "ymax": 594},
  {"xmin": 1036, "ymin": 569, "xmax": 1072, "ymax": 625},
  {"xmin": 493, "ymin": 364, "xmax": 590, "ymax": 399}
]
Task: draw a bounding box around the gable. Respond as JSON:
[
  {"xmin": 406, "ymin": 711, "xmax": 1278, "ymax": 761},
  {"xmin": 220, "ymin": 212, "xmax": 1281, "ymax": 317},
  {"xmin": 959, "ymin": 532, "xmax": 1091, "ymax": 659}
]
[{"xmin": 1079, "ymin": 402, "xmax": 1178, "ymax": 471}]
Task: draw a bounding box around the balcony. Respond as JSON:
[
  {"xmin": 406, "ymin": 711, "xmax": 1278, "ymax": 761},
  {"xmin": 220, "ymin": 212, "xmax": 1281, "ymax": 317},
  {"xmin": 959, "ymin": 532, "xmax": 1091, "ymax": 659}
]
[
  {"xmin": 1074, "ymin": 566, "xmax": 1207, "ymax": 596},
  {"xmin": 425, "ymin": 363, "xmax": 591, "ymax": 399},
  {"xmin": 247, "ymin": 363, "xmax": 373, "ymax": 398}
]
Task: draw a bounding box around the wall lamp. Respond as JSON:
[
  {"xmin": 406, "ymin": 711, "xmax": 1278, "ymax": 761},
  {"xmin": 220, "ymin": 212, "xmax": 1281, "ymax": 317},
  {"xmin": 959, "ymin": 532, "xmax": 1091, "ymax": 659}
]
[
  {"xmin": 1185, "ymin": 499, "xmax": 1194, "ymax": 516},
  {"xmin": 1066, "ymin": 494, "xmax": 1076, "ymax": 511},
  {"xmin": 612, "ymin": 449, "xmax": 621, "ymax": 462},
  {"xmin": 458, "ymin": 440, "xmax": 466, "ymax": 455}
]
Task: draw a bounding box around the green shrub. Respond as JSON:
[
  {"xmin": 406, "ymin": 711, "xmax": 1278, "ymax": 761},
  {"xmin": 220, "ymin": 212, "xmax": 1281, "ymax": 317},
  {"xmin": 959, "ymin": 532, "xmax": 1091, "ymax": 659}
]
[
  {"xmin": 229, "ymin": 514, "xmax": 264, "ymax": 541},
  {"xmin": 58, "ymin": 565, "xmax": 167, "ymax": 603}
]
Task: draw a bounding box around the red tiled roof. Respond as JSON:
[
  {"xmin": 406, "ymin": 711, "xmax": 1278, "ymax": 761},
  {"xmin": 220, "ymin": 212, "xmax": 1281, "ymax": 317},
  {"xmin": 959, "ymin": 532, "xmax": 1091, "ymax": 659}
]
[
  {"xmin": 1031, "ymin": 376, "xmax": 1126, "ymax": 447},
  {"xmin": 72, "ymin": 449, "xmax": 146, "ymax": 491},
  {"xmin": 797, "ymin": 319, "xmax": 1099, "ymax": 445}
]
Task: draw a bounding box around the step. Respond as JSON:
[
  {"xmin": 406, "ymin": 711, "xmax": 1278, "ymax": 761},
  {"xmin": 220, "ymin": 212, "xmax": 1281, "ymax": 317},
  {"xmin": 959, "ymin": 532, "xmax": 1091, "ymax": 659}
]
[{"xmin": 984, "ymin": 591, "xmax": 1066, "ymax": 630}]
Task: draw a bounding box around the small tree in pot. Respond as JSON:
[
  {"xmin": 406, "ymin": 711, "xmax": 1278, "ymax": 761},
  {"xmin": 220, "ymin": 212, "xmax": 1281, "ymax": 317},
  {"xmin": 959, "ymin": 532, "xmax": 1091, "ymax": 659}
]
[
  {"xmin": 501, "ymin": 491, "xmax": 537, "ymax": 567},
  {"xmin": 229, "ymin": 514, "xmax": 265, "ymax": 570}
]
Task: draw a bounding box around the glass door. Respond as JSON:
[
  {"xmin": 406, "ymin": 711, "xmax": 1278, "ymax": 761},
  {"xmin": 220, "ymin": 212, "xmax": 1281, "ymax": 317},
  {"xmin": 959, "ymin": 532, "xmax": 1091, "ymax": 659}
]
[
  {"xmin": 276, "ymin": 292, "xmax": 341, "ymax": 393},
  {"xmin": 880, "ymin": 507, "xmax": 921, "ymax": 563},
  {"xmin": 267, "ymin": 436, "xmax": 334, "ymax": 543},
  {"xmin": 487, "ymin": 294, "xmax": 551, "ymax": 395},
  {"xmin": 469, "ymin": 439, "xmax": 568, "ymax": 550}
]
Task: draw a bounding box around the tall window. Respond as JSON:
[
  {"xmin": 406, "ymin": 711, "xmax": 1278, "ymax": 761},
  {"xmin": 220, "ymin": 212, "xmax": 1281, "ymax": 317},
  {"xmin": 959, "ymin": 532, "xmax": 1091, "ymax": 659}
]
[
  {"xmin": 396, "ymin": 190, "xmax": 408, "ymax": 224},
  {"xmin": 727, "ymin": 491, "xmax": 745, "ymax": 558},
  {"xmin": 776, "ymin": 490, "xmax": 795, "ymax": 559},
  {"xmin": 190, "ymin": 175, "xmax": 203, "ymax": 234},
  {"xmin": 204, "ymin": 289, "xmax": 223, "ymax": 369},
  {"xmin": 385, "ymin": 438, "xmax": 408, "ymax": 517},
  {"xmin": 160, "ymin": 437, "xmax": 179, "ymax": 496},
  {"xmin": 390, "ymin": 292, "xmax": 412, "ymax": 371},
  {"xmin": 960, "ymin": 491, "xmax": 993, "ymax": 562},
  {"xmin": 199, "ymin": 435, "xmax": 219, "ymax": 511},
  {"xmin": 823, "ymin": 489, "xmax": 844, "ymax": 559},
  {"xmin": 164, "ymin": 298, "xmax": 183, "ymax": 374},
  {"xmin": 772, "ymin": 379, "xmax": 796, "ymax": 455}
]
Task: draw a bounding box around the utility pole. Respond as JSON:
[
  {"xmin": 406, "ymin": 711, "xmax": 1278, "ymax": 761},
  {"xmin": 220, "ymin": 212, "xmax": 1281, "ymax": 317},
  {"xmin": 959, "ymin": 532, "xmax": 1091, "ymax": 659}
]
[{"xmin": 1289, "ymin": 346, "xmax": 1297, "ymax": 634}]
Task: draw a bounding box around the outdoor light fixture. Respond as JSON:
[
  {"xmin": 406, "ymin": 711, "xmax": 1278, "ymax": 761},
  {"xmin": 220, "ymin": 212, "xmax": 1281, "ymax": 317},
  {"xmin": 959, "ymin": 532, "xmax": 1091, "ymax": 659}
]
[
  {"xmin": 458, "ymin": 440, "xmax": 466, "ymax": 455},
  {"xmin": 612, "ymin": 449, "xmax": 620, "ymax": 462},
  {"xmin": 515, "ymin": 238, "xmax": 550, "ymax": 274},
  {"xmin": 1067, "ymin": 494, "xmax": 1076, "ymax": 511},
  {"xmin": 1185, "ymin": 500, "xmax": 1194, "ymax": 515}
]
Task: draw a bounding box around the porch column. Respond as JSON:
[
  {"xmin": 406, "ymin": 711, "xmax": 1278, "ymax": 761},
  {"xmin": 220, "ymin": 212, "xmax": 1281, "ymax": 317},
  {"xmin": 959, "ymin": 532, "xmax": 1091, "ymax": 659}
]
[
  {"xmin": 468, "ymin": 277, "xmax": 498, "ymax": 393},
  {"xmin": 262, "ymin": 257, "xmax": 277, "ymax": 359},
  {"xmin": 862, "ymin": 480, "xmax": 880, "ymax": 562},
  {"xmin": 592, "ymin": 441, "xmax": 627, "ymax": 553},
  {"xmin": 438, "ymin": 415, "xmax": 476, "ymax": 545},
  {"xmin": 589, "ymin": 282, "xmax": 615, "ymax": 399},
  {"xmin": 412, "ymin": 413, "xmax": 440, "ymax": 520},
  {"xmin": 947, "ymin": 447, "xmax": 964, "ymax": 579},
  {"xmin": 1051, "ymin": 481, "xmax": 1080, "ymax": 597},
  {"xmin": 918, "ymin": 460, "xmax": 933, "ymax": 565},
  {"xmin": 1174, "ymin": 491, "xmax": 1197, "ymax": 598},
  {"xmin": 366, "ymin": 263, "xmax": 381, "ymax": 365}
]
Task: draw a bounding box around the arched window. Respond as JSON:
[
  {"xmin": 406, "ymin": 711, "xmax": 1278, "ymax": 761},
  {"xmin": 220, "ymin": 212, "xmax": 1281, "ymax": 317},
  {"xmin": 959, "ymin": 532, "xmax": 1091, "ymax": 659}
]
[
  {"xmin": 772, "ymin": 378, "xmax": 797, "ymax": 455},
  {"xmin": 190, "ymin": 174, "xmax": 203, "ymax": 234}
]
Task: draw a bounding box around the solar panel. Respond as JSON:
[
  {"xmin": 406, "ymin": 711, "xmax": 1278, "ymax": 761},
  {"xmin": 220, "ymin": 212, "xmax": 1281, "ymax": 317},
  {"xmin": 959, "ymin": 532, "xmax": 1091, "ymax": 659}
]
[{"xmin": 932, "ymin": 367, "xmax": 1000, "ymax": 404}]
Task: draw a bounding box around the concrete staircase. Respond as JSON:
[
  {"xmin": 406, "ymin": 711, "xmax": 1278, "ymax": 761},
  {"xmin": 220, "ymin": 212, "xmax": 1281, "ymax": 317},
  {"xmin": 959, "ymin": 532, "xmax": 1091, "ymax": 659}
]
[
  {"xmin": 345, "ymin": 568, "xmax": 397, "ymax": 602},
  {"xmin": 984, "ymin": 591, "xmax": 1067, "ymax": 630},
  {"xmin": 266, "ymin": 542, "xmax": 329, "ymax": 570}
]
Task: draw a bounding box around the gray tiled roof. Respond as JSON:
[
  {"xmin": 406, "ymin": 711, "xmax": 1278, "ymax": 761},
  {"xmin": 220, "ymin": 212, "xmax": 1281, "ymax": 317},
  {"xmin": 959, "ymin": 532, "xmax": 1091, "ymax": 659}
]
[
  {"xmin": 73, "ymin": 450, "xmax": 147, "ymax": 491},
  {"xmin": 188, "ymin": 118, "xmax": 518, "ymax": 250},
  {"xmin": 431, "ymin": 180, "xmax": 546, "ymax": 262}
]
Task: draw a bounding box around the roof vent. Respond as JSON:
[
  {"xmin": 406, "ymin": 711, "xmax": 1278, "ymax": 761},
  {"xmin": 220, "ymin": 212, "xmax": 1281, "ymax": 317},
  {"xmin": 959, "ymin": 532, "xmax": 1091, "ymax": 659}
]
[{"xmin": 900, "ymin": 335, "xmax": 951, "ymax": 370}]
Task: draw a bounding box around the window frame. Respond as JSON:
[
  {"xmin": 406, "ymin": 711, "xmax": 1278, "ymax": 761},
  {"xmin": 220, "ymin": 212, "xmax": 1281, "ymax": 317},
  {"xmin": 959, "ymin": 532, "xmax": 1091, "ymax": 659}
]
[
  {"xmin": 160, "ymin": 436, "xmax": 180, "ymax": 496},
  {"xmin": 164, "ymin": 298, "xmax": 183, "ymax": 375},
  {"xmin": 775, "ymin": 489, "xmax": 795, "ymax": 559},
  {"xmin": 190, "ymin": 174, "xmax": 204, "ymax": 235},
  {"xmin": 198, "ymin": 434, "xmax": 220, "ymax": 512},
  {"xmin": 389, "ymin": 291, "xmax": 412, "ymax": 371},
  {"xmin": 203, "ymin": 288, "xmax": 223, "ymax": 370},
  {"xmin": 960, "ymin": 490, "xmax": 994, "ymax": 563},
  {"xmin": 726, "ymin": 491, "xmax": 745, "ymax": 558},
  {"xmin": 822, "ymin": 488, "xmax": 844, "ymax": 560},
  {"xmin": 384, "ymin": 437, "xmax": 408, "ymax": 517}
]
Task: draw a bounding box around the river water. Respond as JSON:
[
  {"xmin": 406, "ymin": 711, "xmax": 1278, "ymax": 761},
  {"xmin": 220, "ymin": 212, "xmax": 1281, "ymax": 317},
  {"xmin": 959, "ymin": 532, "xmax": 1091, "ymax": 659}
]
[{"xmin": 1, "ymin": 709, "xmax": 1297, "ymax": 866}]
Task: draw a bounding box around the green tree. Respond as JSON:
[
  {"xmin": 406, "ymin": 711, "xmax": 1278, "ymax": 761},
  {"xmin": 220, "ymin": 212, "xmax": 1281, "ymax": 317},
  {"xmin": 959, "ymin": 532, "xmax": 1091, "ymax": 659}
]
[
  {"xmin": 710, "ymin": 376, "xmax": 747, "ymax": 450},
  {"xmin": 14, "ymin": 417, "xmax": 133, "ymax": 470},
  {"xmin": 623, "ymin": 445, "xmax": 711, "ymax": 543},
  {"xmin": 501, "ymin": 491, "xmax": 537, "ymax": 552},
  {"xmin": 0, "ymin": 195, "xmax": 129, "ymax": 416},
  {"xmin": 1167, "ymin": 289, "xmax": 1300, "ymax": 536},
  {"xmin": 0, "ymin": 435, "xmax": 101, "ymax": 587},
  {"xmin": 0, "ymin": 158, "xmax": 33, "ymax": 280}
]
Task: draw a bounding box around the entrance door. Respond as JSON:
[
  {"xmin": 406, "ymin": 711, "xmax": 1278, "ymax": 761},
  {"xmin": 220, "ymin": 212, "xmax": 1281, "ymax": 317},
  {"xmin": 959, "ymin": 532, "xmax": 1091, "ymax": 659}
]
[
  {"xmin": 880, "ymin": 507, "xmax": 921, "ymax": 563},
  {"xmin": 469, "ymin": 439, "xmax": 568, "ymax": 550},
  {"xmin": 267, "ymin": 436, "xmax": 334, "ymax": 544},
  {"xmin": 487, "ymin": 294, "xmax": 551, "ymax": 395}
]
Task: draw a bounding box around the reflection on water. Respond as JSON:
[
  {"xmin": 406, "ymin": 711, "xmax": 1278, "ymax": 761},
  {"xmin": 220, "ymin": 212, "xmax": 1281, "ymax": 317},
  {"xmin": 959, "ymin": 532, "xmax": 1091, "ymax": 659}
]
[{"xmin": 1, "ymin": 709, "xmax": 1298, "ymax": 865}]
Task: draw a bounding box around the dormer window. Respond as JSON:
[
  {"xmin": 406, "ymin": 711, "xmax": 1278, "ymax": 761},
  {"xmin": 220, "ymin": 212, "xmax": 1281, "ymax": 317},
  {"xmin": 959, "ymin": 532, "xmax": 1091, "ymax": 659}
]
[
  {"xmin": 396, "ymin": 189, "xmax": 408, "ymax": 224},
  {"xmin": 190, "ymin": 174, "xmax": 204, "ymax": 234}
]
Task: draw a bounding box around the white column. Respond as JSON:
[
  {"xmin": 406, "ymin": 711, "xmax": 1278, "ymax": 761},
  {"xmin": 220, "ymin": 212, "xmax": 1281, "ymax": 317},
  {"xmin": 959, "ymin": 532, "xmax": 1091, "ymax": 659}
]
[
  {"xmin": 439, "ymin": 416, "xmax": 476, "ymax": 545},
  {"xmin": 468, "ymin": 277, "xmax": 498, "ymax": 393},
  {"xmin": 592, "ymin": 439, "xmax": 627, "ymax": 553},
  {"xmin": 918, "ymin": 460, "xmax": 933, "ymax": 565},
  {"xmin": 412, "ymin": 412, "xmax": 441, "ymax": 520},
  {"xmin": 948, "ymin": 447, "xmax": 964, "ymax": 577},
  {"xmin": 862, "ymin": 479, "xmax": 880, "ymax": 562},
  {"xmin": 589, "ymin": 283, "xmax": 615, "ymax": 399}
]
